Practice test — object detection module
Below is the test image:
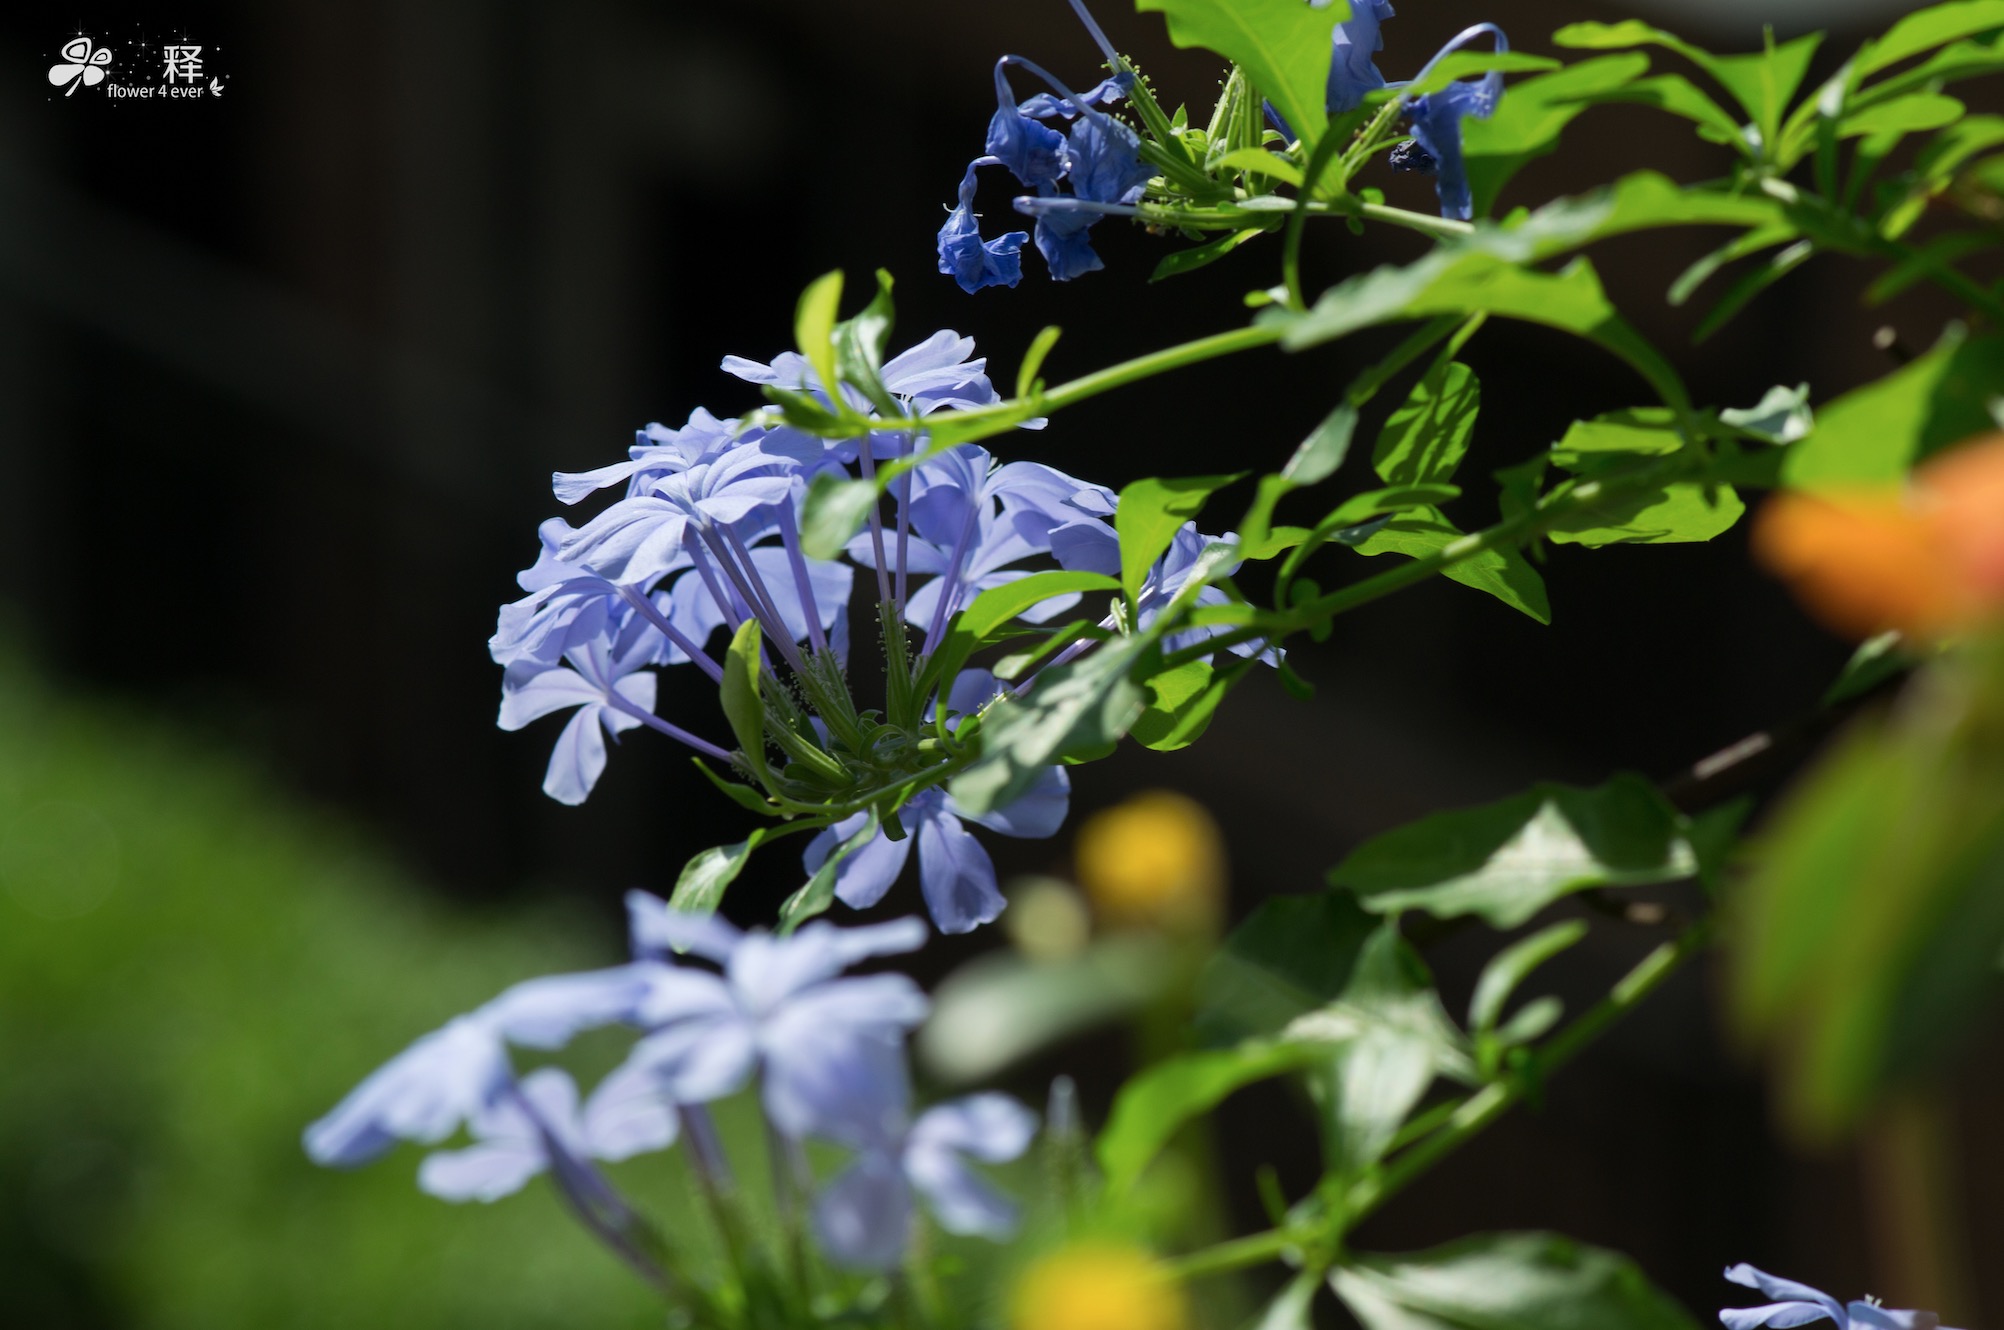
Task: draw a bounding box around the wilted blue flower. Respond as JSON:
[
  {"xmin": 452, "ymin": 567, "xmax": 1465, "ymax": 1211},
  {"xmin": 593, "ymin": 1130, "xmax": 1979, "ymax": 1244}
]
[
  {"xmin": 616, "ymin": 895, "xmax": 930, "ymax": 1136},
  {"xmin": 419, "ymin": 1064, "xmax": 677, "ymax": 1203},
  {"xmin": 1400, "ymin": 24, "xmax": 1507, "ymax": 221},
  {"xmin": 794, "ymin": 1035, "xmax": 1037, "ymax": 1269},
  {"xmin": 801, "ymin": 764, "xmax": 1070, "ymax": 934},
  {"xmin": 1720, "ymin": 1264, "xmax": 1957, "ymax": 1330},
  {"xmin": 939, "ymin": 160, "xmax": 1029, "ymax": 294}
]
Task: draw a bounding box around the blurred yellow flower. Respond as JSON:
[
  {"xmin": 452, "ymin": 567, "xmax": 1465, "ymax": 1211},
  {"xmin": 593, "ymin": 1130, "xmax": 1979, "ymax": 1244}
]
[
  {"xmin": 1072, "ymin": 791, "xmax": 1225, "ymax": 934},
  {"xmin": 1010, "ymin": 1244, "xmax": 1190, "ymax": 1330},
  {"xmin": 1753, "ymin": 433, "xmax": 2004, "ymax": 641}
]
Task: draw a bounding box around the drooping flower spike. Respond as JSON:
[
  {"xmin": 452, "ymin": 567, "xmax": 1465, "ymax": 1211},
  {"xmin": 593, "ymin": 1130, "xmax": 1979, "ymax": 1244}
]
[
  {"xmin": 939, "ymin": 0, "xmax": 1150, "ymax": 284},
  {"xmin": 1719, "ymin": 1264, "xmax": 1960, "ymax": 1330},
  {"xmin": 1397, "ymin": 23, "xmax": 1509, "ymax": 221}
]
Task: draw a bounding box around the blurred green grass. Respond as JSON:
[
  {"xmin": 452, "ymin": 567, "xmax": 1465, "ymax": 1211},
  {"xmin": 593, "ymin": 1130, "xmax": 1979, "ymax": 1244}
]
[{"xmin": 0, "ymin": 646, "xmax": 663, "ymax": 1329}]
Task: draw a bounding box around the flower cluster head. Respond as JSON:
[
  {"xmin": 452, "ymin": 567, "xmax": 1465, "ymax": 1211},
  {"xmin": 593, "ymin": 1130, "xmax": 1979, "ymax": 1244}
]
[
  {"xmin": 1720, "ymin": 1264, "xmax": 1960, "ymax": 1330},
  {"xmin": 938, "ymin": 0, "xmax": 1152, "ymax": 289},
  {"xmin": 488, "ymin": 322, "xmax": 1144, "ymax": 933},
  {"xmin": 305, "ymin": 897, "xmax": 1037, "ymax": 1277}
]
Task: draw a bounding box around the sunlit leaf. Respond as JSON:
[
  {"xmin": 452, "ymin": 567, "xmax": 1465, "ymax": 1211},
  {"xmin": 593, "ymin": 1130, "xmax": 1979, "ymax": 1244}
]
[
  {"xmin": 1136, "ymin": 0, "xmax": 1345, "ymax": 144},
  {"xmin": 1331, "ymin": 1232, "xmax": 1702, "ymax": 1330}
]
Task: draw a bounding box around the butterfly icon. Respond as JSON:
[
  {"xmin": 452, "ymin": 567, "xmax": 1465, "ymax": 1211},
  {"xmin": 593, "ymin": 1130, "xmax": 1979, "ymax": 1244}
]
[{"xmin": 48, "ymin": 38, "xmax": 113, "ymax": 96}]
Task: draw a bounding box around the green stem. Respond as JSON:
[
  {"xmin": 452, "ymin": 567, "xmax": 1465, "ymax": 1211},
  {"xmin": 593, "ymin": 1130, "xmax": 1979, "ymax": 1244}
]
[
  {"xmin": 1167, "ymin": 921, "xmax": 1712, "ymax": 1283},
  {"xmin": 1175, "ymin": 452, "xmax": 1698, "ymax": 668}
]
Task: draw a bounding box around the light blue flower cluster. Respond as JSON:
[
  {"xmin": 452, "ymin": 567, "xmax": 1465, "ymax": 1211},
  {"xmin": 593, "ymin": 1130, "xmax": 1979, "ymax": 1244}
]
[
  {"xmin": 1720, "ymin": 1264, "xmax": 1960, "ymax": 1330},
  {"xmin": 490, "ymin": 325, "xmax": 1258, "ymax": 934},
  {"xmin": 306, "ymin": 899, "xmax": 1036, "ymax": 1277},
  {"xmin": 937, "ymin": 0, "xmax": 1151, "ymax": 289}
]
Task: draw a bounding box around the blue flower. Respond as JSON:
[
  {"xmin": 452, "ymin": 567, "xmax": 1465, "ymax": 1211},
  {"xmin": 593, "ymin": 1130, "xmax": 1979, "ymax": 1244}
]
[
  {"xmin": 986, "ymin": 60, "xmax": 1070, "ymax": 189},
  {"xmin": 615, "ymin": 896, "xmax": 931, "ymax": 1137},
  {"xmin": 789, "ymin": 1034, "xmax": 1037, "ymax": 1269},
  {"xmin": 418, "ymin": 1064, "xmax": 677, "ymax": 1203},
  {"xmin": 1400, "ymin": 24, "xmax": 1507, "ymax": 221},
  {"xmin": 1329, "ymin": 0, "xmax": 1396, "ymax": 114},
  {"xmin": 1720, "ymin": 1264, "xmax": 1957, "ymax": 1330},
  {"xmin": 939, "ymin": 160, "xmax": 1029, "ymax": 294},
  {"xmin": 801, "ymin": 764, "xmax": 1071, "ymax": 934},
  {"xmin": 304, "ymin": 963, "xmax": 665, "ymax": 1167}
]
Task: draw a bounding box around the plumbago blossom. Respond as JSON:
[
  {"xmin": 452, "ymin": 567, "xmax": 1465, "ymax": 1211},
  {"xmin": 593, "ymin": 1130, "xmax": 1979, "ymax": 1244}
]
[
  {"xmin": 305, "ymin": 896, "xmax": 1036, "ymax": 1279},
  {"xmin": 1719, "ymin": 1265, "xmax": 1961, "ymax": 1330},
  {"xmin": 489, "ymin": 324, "xmax": 1156, "ymax": 933}
]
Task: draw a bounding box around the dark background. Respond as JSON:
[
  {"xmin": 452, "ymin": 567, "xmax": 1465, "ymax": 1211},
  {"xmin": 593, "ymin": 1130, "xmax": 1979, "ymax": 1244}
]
[{"xmin": 2, "ymin": 0, "xmax": 1997, "ymax": 1324}]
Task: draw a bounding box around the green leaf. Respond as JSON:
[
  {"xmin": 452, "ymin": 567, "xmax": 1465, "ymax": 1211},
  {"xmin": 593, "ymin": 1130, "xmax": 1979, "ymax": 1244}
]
[
  {"xmin": 778, "ymin": 811, "xmax": 877, "ymax": 931},
  {"xmin": 1352, "ymin": 508, "xmax": 1551, "ymax": 625},
  {"xmin": 1469, "ymin": 920, "xmax": 1588, "ymax": 1034},
  {"xmin": 1016, "ymin": 325, "xmax": 1064, "ymax": 398},
  {"xmin": 832, "ymin": 269, "xmax": 900, "ymax": 417},
  {"xmin": 1097, "ymin": 1040, "xmax": 1326, "ymax": 1189},
  {"xmin": 1136, "ymin": 0, "xmax": 1344, "ymax": 145},
  {"xmin": 1330, "ymin": 1232, "xmax": 1702, "ymax": 1330},
  {"xmin": 670, "ymin": 831, "xmax": 768, "ymax": 914},
  {"xmin": 1151, "ymin": 227, "xmax": 1268, "ymax": 282},
  {"xmin": 1329, "ymin": 774, "xmax": 1700, "ymax": 928},
  {"xmin": 919, "ymin": 936, "xmax": 1177, "ymax": 1085},
  {"xmin": 919, "ymin": 570, "xmax": 1120, "ymax": 704},
  {"xmin": 1197, "ymin": 892, "xmax": 1381, "ymax": 1045},
  {"xmin": 1273, "ymin": 252, "xmax": 1689, "ymax": 419},
  {"xmin": 720, "ymin": 620, "xmax": 771, "ymax": 786},
  {"xmin": 1116, "ymin": 473, "xmax": 1244, "ymax": 604},
  {"xmin": 1254, "ymin": 1272, "xmax": 1323, "ymax": 1330},
  {"xmin": 793, "ymin": 269, "xmax": 845, "ymax": 405},
  {"xmin": 1583, "ymin": 74, "xmax": 1747, "ymax": 147},
  {"xmin": 1285, "ymin": 923, "xmax": 1474, "ymax": 1176},
  {"xmin": 1839, "ymin": 92, "xmax": 1965, "ymax": 140},
  {"xmin": 1540, "ymin": 408, "xmax": 1744, "ymax": 546},
  {"xmin": 692, "ymin": 757, "xmax": 776, "ymax": 814},
  {"xmin": 1719, "ymin": 383, "xmax": 1814, "ymax": 443},
  {"xmin": 1823, "ymin": 631, "xmax": 1914, "ymax": 707},
  {"xmin": 1132, "ymin": 658, "xmax": 1249, "ymax": 751},
  {"xmin": 1462, "ymin": 55, "xmax": 1654, "ymax": 211},
  {"xmin": 950, "ymin": 638, "xmax": 1151, "ymax": 815},
  {"xmin": 1400, "ymin": 51, "xmax": 1562, "ymax": 98},
  {"xmin": 1553, "ymin": 21, "xmax": 1822, "ymax": 148},
  {"xmin": 1240, "ymin": 403, "xmax": 1360, "ymax": 553},
  {"xmin": 1857, "ymin": 0, "xmax": 2004, "ymax": 78},
  {"xmin": 1781, "ymin": 328, "xmax": 2004, "ymax": 488},
  {"xmin": 1374, "ymin": 361, "xmax": 1480, "ymax": 486},
  {"xmin": 1215, "ymin": 147, "xmax": 1304, "ymax": 186},
  {"xmin": 1730, "ymin": 640, "xmax": 2004, "ymax": 1139},
  {"xmin": 799, "ymin": 471, "xmax": 883, "ymax": 561}
]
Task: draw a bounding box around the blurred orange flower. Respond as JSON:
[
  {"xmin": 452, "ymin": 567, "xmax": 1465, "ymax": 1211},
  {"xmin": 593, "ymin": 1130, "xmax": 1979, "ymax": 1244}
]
[{"xmin": 1754, "ymin": 432, "xmax": 2004, "ymax": 640}]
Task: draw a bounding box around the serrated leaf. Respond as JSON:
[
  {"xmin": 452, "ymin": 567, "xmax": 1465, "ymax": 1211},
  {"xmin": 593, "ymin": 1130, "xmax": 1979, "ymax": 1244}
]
[
  {"xmin": 1330, "ymin": 774, "xmax": 1699, "ymax": 927},
  {"xmin": 1136, "ymin": 0, "xmax": 1344, "ymax": 145},
  {"xmin": 1375, "ymin": 361, "xmax": 1480, "ymax": 486},
  {"xmin": 1331, "ymin": 1232, "xmax": 1702, "ymax": 1330}
]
